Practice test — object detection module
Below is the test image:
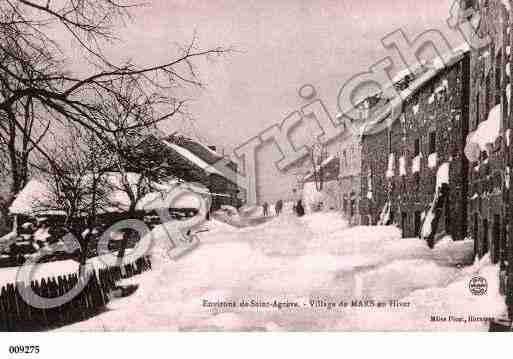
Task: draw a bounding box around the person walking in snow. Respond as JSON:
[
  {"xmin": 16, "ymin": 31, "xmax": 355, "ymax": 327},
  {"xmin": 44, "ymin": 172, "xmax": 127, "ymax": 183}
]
[
  {"xmin": 275, "ymin": 200, "xmax": 283, "ymax": 216},
  {"xmin": 295, "ymin": 200, "xmax": 305, "ymax": 217},
  {"xmin": 263, "ymin": 202, "xmax": 269, "ymax": 217}
]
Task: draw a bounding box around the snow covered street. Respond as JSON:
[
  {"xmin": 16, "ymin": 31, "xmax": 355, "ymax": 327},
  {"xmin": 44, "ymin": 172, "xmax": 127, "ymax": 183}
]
[{"xmin": 60, "ymin": 212, "xmax": 506, "ymax": 332}]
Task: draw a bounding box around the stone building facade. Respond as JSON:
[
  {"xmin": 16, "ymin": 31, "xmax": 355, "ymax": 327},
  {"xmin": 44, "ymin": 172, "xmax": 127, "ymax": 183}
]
[
  {"xmin": 357, "ymin": 0, "xmax": 513, "ymax": 323},
  {"xmin": 360, "ymin": 123, "xmax": 390, "ymax": 226},
  {"xmin": 300, "ymin": 139, "xmax": 362, "ymax": 223},
  {"xmin": 464, "ymin": 0, "xmax": 511, "ymax": 269},
  {"xmin": 360, "ymin": 50, "xmax": 471, "ymax": 241},
  {"xmin": 339, "ymin": 140, "xmax": 362, "ymax": 224}
]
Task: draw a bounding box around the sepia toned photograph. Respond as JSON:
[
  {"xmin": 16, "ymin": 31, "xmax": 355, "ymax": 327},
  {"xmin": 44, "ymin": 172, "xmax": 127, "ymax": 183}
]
[{"xmin": 0, "ymin": 0, "xmax": 512, "ymax": 339}]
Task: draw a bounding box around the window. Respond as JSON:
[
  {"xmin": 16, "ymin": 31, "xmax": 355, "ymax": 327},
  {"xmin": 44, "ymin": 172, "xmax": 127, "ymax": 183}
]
[
  {"xmin": 414, "ymin": 138, "xmax": 420, "ymax": 157},
  {"xmin": 412, "ymin": 94, "xmax": 419, "ymax": 107},
  {"xmin": 414, "ymin": 172, "xmax": 420, "ymax": 189},
  {"xmin": 366, "ymin": 169, "xmax": 373, "ymax": 198},
  {"xmin": 473, "ymin": 213, "xmax": 479, "ymax": 256},
  {"xmin": 492, "ymin": 215, "xmax": 501, "ymax": 264},
  {"xmin": 342, "ymin": 150, "xmax": 347, "ymax": 168},
  {"xmin": 480, "ymin": 150, "xmax": 488, "ymax": 162},
  {"xmin": 464, "ymin": 0, "xmax": 474, "ymax": 8},
  {"xmin": 429, "ymin": 132, "xmax": 436, "ymax": 154},
  {"xmin": 483, "ymin": 218, "xmax": 489, "ymax": 256},
  {"xmin": 476, "ymin": 93, "xmax": 480, "ymax": 126},
  {"xmin": 445, "ymin": 196, "xmax": 451, "ymax": 234}
]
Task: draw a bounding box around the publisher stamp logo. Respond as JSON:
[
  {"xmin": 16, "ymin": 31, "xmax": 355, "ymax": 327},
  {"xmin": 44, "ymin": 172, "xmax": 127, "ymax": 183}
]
[{"xmin": 469, "ymin": 276, "xmax": 488, "ymax": 296}]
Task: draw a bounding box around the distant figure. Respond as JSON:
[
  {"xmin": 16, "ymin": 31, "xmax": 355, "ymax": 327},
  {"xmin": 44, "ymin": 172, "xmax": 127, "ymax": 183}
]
[
  {"xmin": 275, "ymin": 200, "xmax": 283, "ymax": 216},
  {"xmin": 295, "ymin": 200, "xmax": 305, "ymax": 217},
  {"xmin": 263, "ymin": 202, "xmax": 269, "ymax": 217}
]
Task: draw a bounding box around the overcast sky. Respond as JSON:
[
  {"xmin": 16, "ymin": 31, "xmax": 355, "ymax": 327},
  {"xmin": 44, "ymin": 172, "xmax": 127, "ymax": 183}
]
[{"xmin": 96, "ymin": 0, "xmax": 466, "ymax": 202}]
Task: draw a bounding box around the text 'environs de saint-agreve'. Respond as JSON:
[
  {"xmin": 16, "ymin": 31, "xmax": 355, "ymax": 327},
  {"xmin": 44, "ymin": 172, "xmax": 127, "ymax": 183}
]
[{"xmin": 202, "ymin": 299, "xmax": 411, "ymax": 310}]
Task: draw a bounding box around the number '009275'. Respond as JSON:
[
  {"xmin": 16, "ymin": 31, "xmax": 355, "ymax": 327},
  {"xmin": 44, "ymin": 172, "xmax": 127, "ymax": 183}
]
[{"xmin": 8, "ymin": 345, "xmax": 40, "ymax": 354}]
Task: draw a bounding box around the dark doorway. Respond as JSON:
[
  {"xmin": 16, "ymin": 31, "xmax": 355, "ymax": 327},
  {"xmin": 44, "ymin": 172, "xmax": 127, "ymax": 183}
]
[
  {"xmin": 483, "ymin": 218, "xmax": 489, "ymax": 257},
  {"xmin": 414, "ymin": 211, "xmax": 421, "ymax": 238},
  {"xmin": 473, "ymin": 213, "xmax": 478, "ymax": 258},
  {"xmin": 401, "ymin": 212, "xmax": 407, "ymax": 238},
  {"xmin": 492, "ymin": 215, "xmax": 501, "ymax": 264}
]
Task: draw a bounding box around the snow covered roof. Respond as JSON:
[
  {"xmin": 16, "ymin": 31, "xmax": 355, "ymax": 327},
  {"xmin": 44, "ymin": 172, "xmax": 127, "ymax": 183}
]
[
  {"xmin": 192, "ymin": 138, "xmax": 223, "ymax": 159},
  {"xmin": 162, "ymin": 140, "xmax": 225, "ymax": 177},
  {"xmin": 137, "ymin": 191, "xmax": 199, "ymax": 211},
  {"xmin": 303, "ymin": 156, "xmax": 339, "ymax": 182},
  {"xmin": 9, "ymin": 173, "xmax": 137, "ymax": 216},
  {"xmin": 319, "ymin": 155, "xmax": 337, "ymax": 168},
  {"xmin": 392, "ymin": 67, "xmax": 415, "ymax": 84},
  {"xmin": 9, "ymin": 172, "xmax": 212, "ymax": 216},
  {"xmin": 164, "ymin": 133, "xmax": 223, "ymax": 164},
  {"xmin": 362, "ymin": 46, "xmax": 469, "ymax": 135},
  {"xmin": 137, "ymin": 180, "xmax": 210, "ymax": 211},
  {"xmin": 9, "ymin": 179, "xmax": 64, "ymax": 216}
]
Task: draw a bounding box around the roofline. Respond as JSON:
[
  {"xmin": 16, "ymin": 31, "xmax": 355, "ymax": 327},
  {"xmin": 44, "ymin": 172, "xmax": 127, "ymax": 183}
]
[
  {"xmin": 361, "ymin": 48, "xmax": 469, "ymax": 136},
  {"xmin": 302, "ymin": 156, "xmax": 339, "ymax": 182}
]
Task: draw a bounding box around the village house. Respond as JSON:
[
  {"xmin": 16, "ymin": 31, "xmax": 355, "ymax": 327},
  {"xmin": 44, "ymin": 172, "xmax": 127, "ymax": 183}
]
[
  {"xmin": 338, "ymin": 140, "xmax": 362, "ymax": 225},
  {"xmin": 302, "ymin": 155, "xmax": 341, "ymax": 212},
  {"xmin": 129, "ymin": 134, "xmax": 245, "ymax": 211},
  {"xmin": 354, "ymin": 0, "xmax": 513, "ymax": 322},
  {"xmin": 300, "ymin": 138, "xmax": 361, "ymax": 223},
  {"xmin": 463, "ymin": 0, "xmax": 512, "ymax": 269},
  {"xmin": 457, "ymin": 0, "xmax": 513, "ymax": 323},
  {"xmin": 342, "ymin": 82, "xmax": 399, "ymax": 226},
  {"xmin": 360, "ymin": 47, "xmax": 471, "ymax": 242}
]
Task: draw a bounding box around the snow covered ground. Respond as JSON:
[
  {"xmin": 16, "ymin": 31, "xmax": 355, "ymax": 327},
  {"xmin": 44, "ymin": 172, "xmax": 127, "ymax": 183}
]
[{"xmin": 59, "ymin": 211, "xmax": 505, "ymax": 332}]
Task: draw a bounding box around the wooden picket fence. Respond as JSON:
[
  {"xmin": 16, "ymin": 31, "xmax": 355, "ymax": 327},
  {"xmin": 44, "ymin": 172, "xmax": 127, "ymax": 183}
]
[{"xmin": 0, "ymin": 256, "xmax": 151, "ymax": 331}]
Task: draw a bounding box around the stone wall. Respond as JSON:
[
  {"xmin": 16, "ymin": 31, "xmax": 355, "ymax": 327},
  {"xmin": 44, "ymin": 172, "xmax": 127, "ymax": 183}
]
[
  {"xmin": 360, "ymin": 127, "xmax": 389, "ymax": 225},
  {"xmin": 361, "ymin": 54, "xmax": 470, "ymax": 240}
]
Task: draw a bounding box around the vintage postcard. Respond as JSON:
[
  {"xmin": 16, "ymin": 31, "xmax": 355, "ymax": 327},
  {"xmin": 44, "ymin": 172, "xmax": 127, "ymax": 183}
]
[{"xmin": 0, "ymin": 0, "xmax": 512, "ymax": 343}]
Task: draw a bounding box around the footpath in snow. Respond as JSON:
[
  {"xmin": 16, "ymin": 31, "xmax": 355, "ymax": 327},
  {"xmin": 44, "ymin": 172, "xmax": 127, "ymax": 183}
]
[{"xmin": 60, "ymin": 211, "xmax": 506, "ymax": 332}]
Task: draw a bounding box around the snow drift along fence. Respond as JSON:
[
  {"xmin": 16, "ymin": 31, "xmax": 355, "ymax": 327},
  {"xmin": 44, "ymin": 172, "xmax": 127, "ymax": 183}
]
[{"xmin": 0, "ymin": 256, "xmax": 151, "ymax": 331}]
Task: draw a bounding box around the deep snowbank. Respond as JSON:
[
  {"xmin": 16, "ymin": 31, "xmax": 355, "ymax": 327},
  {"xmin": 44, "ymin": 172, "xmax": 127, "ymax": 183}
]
[{"xmin": 60, "ymin": 212, "xmax": 504, "ymax": 332}]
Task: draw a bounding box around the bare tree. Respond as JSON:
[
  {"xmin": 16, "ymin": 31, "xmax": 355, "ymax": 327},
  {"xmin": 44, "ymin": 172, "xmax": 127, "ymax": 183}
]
[
  {"xmin": 0, "ymin": 0, "xmax": 230, "ymax": 208},
  {"xmin": 34, "ymin": 125, "xmax": 114, "ymax": 270},
  {"xmin": 96, "ymin": 77, "xmax": 183, "ymax": 210}
]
